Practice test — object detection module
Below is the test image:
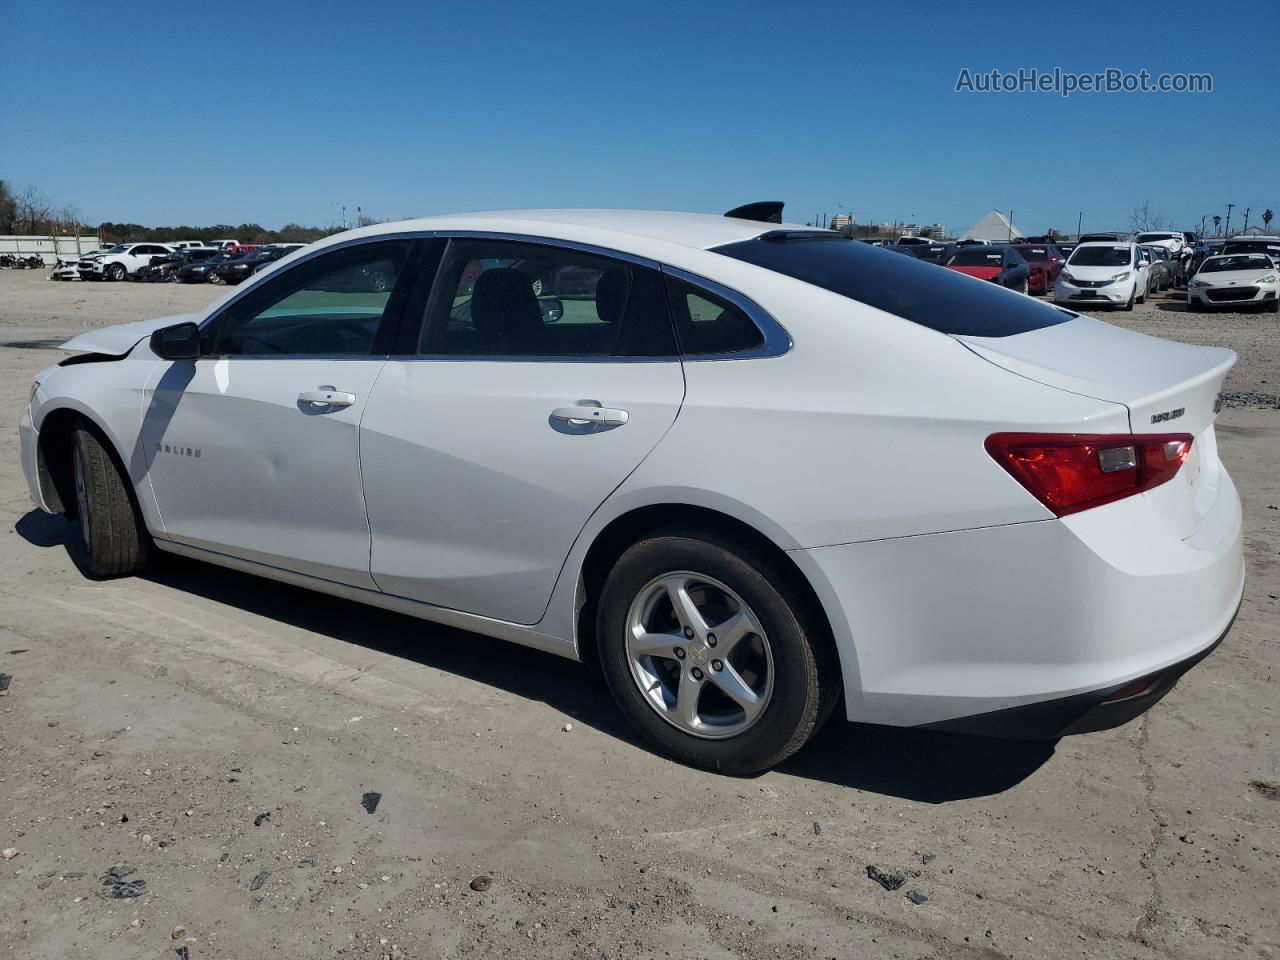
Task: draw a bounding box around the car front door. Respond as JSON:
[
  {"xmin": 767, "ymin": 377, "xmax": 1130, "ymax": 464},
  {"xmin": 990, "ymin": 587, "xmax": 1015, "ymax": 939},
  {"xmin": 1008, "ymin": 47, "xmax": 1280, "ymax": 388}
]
[
  {"xmin": 359, "ymin": 235, "xmax": 687, "ymax": 624},
  {"xmin": 141, "ymin": 237, "xmax": 423, "ymax": 588}
]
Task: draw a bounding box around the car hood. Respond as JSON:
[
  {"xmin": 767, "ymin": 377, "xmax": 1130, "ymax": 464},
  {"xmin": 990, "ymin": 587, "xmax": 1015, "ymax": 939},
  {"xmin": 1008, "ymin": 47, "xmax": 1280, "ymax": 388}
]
[
  {"xmin": 60, "ymin": 313, "xmax": 198, "ymax": 356},
  {"xmin": 1195, "ymin": 269, "xmax": 1275, "ymax": 285}
]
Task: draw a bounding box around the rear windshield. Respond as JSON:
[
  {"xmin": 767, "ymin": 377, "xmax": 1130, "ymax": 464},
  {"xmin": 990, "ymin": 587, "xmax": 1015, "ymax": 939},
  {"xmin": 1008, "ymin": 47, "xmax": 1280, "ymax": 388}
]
[
  {"xmin": 950, "ymin": 248, "xmax": 1005, "ymax": 266},
  {"xmin": 713, "ymin": 235, "xmax": 1071, "ymax": 338},
  {"xmin": 1015, "ymin": 246, "xmax": 1048, "ymax": 261},
  {"xmin": 1069, "ymin": 245, "xmax": 1132, "ymax": 267}
]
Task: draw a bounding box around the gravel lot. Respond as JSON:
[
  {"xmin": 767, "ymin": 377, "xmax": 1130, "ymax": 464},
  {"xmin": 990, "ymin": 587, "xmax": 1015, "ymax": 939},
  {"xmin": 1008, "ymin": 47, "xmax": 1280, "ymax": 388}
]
[{"xmin": 0, "ymin": 270, "xmax": 1277, "ymax": 960}]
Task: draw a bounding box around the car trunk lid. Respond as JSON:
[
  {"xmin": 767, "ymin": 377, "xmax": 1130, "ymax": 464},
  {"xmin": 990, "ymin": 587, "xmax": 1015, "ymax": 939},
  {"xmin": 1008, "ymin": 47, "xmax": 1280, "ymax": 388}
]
[{"xmin": 958, "ymin": 315, "xmax": 1235, "ymax": 536}]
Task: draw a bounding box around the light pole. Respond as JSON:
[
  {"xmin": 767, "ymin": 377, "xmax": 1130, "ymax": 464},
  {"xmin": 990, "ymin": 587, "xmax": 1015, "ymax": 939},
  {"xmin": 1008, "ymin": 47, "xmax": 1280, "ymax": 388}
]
[
  {"xmin": 1077, "ymin": 211, "xmax": 1083, "ymax": 239},
  {"xmin": 1224, "ymin": 203, "xmax": 1235, "ymax": 238}
]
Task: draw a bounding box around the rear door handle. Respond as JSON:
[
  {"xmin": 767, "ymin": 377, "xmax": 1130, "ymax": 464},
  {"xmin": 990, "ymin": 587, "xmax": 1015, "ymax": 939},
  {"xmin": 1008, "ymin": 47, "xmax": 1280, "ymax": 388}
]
[
  {"xmin": 551, "ymin": 404, "xmax": 629, "ymax": 426},
  {"xmin": 299, "ymin": 388, "xmax": 356, "ymax": 408}
]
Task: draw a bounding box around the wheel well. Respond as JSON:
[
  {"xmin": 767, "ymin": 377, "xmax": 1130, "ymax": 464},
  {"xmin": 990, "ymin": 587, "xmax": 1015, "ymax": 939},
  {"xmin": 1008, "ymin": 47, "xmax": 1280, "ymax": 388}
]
[
  {"xmin": 37, "ymin": 408, "xmax": 84, "ymax": 516},
  {"xmin": 575, "ymin": 504, "xmax": 836, "ymax": 671}
]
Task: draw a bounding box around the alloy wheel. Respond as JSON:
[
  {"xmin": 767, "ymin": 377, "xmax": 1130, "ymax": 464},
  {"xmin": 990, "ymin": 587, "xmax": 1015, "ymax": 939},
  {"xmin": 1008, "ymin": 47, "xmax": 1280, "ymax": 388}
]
[{"xmin": 624, "ymin": 571, "xmax": 774, "ymax": 739}]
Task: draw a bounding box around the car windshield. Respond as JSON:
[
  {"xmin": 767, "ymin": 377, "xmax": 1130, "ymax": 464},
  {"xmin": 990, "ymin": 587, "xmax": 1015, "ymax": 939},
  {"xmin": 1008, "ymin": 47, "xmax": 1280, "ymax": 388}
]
[
  {"xmin": 713, "ymin": 234, "xmax": 1070, "ymax": 338},
  {"xmin": 949, "ymin": 249, "xmax": 1005, "ymax": 266},
  {"xmin": 1015, "ymin": 247, "xmax": 1048, "ymax": 261},
  {"xmin": 1201, "ymin": 255, "xmax": 1273, "ymax": 273},
  {"xmin": 1222, "ymin": 241, "xmax": 1280, "ymax": 256},
  {"xmin": 1069, "ymin": 245, "xmax": 1131, "ymax": 267}
]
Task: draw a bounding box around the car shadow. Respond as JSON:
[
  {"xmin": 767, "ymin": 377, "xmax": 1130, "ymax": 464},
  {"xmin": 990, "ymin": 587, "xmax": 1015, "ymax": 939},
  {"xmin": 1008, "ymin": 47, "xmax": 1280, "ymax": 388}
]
[
  {"xmin": 15, "ymin": 509, "xmax": 1055, "ymax": 801},
  {"xmin": 1156, "ymin": 300, "xmax": 1191, "ymax": 312}
]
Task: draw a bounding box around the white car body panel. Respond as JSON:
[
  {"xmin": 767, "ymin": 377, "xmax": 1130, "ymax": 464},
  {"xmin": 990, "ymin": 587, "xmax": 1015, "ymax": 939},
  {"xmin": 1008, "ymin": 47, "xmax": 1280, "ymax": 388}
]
[
  {"xmin": 1188, "ymin": 259, "xmax": 1280, "ymax": 308},
  {"xmin": 19, "ymin": 209, "xmax": 1246, "ymax": 736},
  {"xmin": 361, "ymin": 359, "xmax": 685, "ymax": 624},
  {"xmin": 141, "ymin": 357, "xmax": 388, "ymax": 589}
]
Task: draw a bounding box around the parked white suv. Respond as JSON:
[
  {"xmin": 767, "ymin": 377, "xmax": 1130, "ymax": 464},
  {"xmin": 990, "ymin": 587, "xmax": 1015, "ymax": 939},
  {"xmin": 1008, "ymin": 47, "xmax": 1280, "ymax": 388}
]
[{"xmin": 78, "ymin": 243, "xmax": 176, "ymax": 281}]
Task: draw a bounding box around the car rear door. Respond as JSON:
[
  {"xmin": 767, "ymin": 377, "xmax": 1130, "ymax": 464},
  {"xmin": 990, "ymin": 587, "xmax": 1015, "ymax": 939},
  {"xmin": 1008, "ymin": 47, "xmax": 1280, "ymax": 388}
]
[
  {"xmin": 142, "ymin": 237, "xmax": 424, "ymax": 588},
  {"xmin": 359, "ymin": 235, "xmax": 686, "ymax": 625}
]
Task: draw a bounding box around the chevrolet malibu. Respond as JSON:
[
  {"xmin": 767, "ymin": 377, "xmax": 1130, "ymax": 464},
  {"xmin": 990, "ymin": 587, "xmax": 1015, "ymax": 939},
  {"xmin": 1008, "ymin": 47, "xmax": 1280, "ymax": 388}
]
[{"xmin": 19, "ymin": 207, "xmax": 1244, "ymax": 773}]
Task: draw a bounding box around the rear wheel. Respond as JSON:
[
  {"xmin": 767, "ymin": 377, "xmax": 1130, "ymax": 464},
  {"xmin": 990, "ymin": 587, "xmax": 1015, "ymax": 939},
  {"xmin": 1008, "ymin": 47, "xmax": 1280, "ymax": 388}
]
[
  {"xmin": 597, "ymin": 533, "xmax": 839, "ymax": 774},
  {"xmin": 71, "ymin": 423, "xmax": 151, "ymax": 577}
]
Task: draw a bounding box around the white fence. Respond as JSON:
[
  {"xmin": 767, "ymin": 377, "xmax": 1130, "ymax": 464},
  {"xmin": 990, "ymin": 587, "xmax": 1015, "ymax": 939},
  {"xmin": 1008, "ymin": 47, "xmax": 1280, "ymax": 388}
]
[{"xmin": 0, "ymin": 235, "xmax": 100, "ymax": 265}]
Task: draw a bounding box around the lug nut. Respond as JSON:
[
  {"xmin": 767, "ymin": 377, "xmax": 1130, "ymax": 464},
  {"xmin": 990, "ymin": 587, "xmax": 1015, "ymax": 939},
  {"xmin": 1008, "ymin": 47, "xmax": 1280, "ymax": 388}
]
[
  {"xmin": 683, "ymin": 626, "xmax": 694, "ymax": 639},
  {"xmin": 711, "ymin": 659, "xmax": 723, "ymax": 672},
  {"xmin": 674, "ymin": 647, "xmax": 686, "ymax": 659},
  {"xmin": 707, "ymin": 633, "xmax": 717, "ymax": 647},
  {"xmin": 691, "ymin": 668, "xmax": 704, "ymax": 681}
]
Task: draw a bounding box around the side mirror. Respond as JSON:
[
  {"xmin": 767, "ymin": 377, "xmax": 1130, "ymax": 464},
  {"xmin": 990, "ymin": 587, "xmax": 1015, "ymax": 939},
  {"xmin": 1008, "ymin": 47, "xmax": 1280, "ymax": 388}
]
[
  {"xmin": 539, "ymin": 298, "xmax": 565, "ymax": 323},
  {"xmin": 150, "ymin": 321, "xmax": 201, "ymax": 360}
]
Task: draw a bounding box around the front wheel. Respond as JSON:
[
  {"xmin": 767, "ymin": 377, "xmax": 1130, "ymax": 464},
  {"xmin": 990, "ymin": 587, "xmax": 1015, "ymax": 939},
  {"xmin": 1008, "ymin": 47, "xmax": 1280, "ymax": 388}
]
[
  {"xmin": 71, "ymin": 423, "xmax": 151, "ymax": 577},
  {"xmin": 107, "ymin": 263, "xmax": 127, "ymax": 281},
  {"xmin": 596, "ymin": 533, "xmax": 839, "ymax": 774}
]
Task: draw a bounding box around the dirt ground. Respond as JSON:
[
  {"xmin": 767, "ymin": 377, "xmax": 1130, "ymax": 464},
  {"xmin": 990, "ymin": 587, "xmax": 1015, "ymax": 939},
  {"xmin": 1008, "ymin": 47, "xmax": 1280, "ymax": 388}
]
[{"xmin": 0, "ymin": 270, "xmax": 1276, "ymax": 960}]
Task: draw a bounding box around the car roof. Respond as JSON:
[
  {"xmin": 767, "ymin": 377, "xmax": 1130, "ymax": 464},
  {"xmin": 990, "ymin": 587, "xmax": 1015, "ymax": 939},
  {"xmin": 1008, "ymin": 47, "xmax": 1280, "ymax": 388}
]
[
  {"xmin": 1074, "ymin": 240, "xmax": 1135, "ymax": 248},
  {"xmin": 324, "ymin": 209, "xmax": 805, "ymax": 253}
]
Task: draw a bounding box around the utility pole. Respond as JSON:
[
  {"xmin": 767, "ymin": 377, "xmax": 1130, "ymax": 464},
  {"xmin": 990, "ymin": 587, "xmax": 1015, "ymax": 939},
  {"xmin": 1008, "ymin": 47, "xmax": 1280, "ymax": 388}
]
[
  {"xmin": 1077, "ymin": 211, "xmax": 1083, "ymax": 239},
  {"xmin": 1200, "ymin": 215, "xmax": 1207, "ymax": 237},
  {"xmin": 1242, "ymin": 207, "xmax": 1251, "ymax": 233},
  {"xmin": 1008, "ymin": 210, "xmax": 1014, "ymax": 242},
  {"xmin": 1224, "ymin": 203, "xmax": 1235, "ymax": 238}
]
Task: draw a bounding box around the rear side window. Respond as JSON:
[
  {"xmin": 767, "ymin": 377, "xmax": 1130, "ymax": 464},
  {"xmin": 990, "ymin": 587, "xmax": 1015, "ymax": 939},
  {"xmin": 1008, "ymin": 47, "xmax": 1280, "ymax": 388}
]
[
  {"xmin": 664, "ymin": 276, "xmax": 763, "ymax": 355},
  {"xmin": 714, "ymin": 235, "xmax": 1070, "ymax": 337}
]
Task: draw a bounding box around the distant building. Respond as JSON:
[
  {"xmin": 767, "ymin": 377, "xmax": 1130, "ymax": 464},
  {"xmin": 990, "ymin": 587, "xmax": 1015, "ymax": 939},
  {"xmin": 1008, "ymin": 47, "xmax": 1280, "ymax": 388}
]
[
  {"xmin": 830, "ymin": 213, "xmax": 854, "ymax": 231},
  {"xmin": 963, "ymin": 210, "xmax": 1024, "ymax": 243}
]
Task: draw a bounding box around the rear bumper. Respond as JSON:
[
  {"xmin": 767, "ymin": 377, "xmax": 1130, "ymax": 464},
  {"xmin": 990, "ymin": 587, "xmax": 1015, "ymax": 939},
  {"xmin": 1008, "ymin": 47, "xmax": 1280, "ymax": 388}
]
[
  {"xmin": 922, "ymin": 606, "xmax": 1235, "ymax": 738},
  {"xmin": 792, "ymin": 464, "xmax": 1245, "ymax": 731}
]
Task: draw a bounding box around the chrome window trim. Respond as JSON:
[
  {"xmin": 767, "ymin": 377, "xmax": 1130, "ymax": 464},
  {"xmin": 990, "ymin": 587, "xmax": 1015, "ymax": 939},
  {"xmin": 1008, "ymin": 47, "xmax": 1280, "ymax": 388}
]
[{"xmin": 196, "ymin": 229, "xmax": 791, "ymax": 363}]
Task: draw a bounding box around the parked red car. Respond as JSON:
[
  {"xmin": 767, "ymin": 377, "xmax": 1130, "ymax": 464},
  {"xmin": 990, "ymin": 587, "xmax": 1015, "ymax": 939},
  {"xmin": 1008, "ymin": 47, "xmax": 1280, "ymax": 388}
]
[
  {"xmin": 944, "ymin": 245, "xmax": 1031, "ymax": 292},
  {"xmin": 1011, "ymin": 242, "xmax": 1067, "ymax": 295}
]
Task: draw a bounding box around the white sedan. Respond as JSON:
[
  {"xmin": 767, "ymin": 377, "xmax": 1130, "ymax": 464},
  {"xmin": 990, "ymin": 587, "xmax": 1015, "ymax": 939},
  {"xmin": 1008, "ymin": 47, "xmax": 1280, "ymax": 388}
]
[
  {"xmin": 1187, "ymin": 253, "xmax": 1280, "ymax": 312},
  {"xmin": 18, "ymin": 207, "xmax": 1244, "ymax": 773}
]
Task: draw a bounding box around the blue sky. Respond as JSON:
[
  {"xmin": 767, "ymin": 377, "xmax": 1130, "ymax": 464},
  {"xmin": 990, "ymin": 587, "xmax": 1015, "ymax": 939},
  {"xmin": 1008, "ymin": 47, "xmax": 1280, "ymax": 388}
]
[{"xmin": 2, "ymin": 0, "xmax": 1275, "ymax": 236}]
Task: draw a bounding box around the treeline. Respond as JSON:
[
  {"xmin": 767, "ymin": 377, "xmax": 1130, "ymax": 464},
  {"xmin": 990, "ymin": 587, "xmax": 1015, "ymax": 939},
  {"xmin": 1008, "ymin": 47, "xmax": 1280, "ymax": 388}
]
[
  {"xmin": 2, "ymin": 177, "xmax": 372, "ymax": 245},
  {"xmin": 96, "ymin": 222, "xmax": 345, "ymax": 245}
]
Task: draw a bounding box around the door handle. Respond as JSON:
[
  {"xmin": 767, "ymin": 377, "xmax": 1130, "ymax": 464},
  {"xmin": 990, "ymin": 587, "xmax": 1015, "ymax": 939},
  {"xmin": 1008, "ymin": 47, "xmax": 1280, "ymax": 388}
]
[
  {"xmin": 298, "ymin": 388, "xmax": 356, "ymax": 408},
  {"xmin": 551, "ymin": 404, "xmax": 629, "ymax": 426}
]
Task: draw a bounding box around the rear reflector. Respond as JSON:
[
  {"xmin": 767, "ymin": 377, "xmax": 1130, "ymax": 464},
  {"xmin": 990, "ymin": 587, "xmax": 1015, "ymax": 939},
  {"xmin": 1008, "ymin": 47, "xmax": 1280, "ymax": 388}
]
[{"xmin": 985, "ymin": 432, "xmax": 1193, "ymax": 517}]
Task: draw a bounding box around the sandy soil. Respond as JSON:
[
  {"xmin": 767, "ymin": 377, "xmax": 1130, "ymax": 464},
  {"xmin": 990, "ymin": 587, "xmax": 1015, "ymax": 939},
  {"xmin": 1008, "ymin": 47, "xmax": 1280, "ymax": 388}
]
[{"xmin": 0, "ymin": 270, "xmax": 1277, "ymax": 960}]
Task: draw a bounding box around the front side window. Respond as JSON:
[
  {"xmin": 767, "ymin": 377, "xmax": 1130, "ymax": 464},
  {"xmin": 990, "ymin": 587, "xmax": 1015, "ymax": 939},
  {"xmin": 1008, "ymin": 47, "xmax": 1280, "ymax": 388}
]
[
  {"xmin": 210, "ymin": 239, "xmax": 415, "ymax": 356},
  {"xmin": 420, "ymin": 239, "xmax": 677, "ymax": 358}
]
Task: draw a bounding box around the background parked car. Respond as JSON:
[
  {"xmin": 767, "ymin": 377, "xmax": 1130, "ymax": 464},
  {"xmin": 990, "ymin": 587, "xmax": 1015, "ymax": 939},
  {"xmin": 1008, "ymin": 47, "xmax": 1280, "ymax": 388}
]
[
  {"xmin": 1010, "ymin": 242, "xmax": 1066, "ymax": 295},
  {"xmin": 1140, "ymin": 244, "xmax": 1173, "ymax": 292},
  {"xmin": 212, "ymin": 244, "xmax": 303, "ymax": 284},
  {"xmin": 176, "ymin": 251, "xmax": 236, "ymax": 283},
  {"xmin": 1055, "ymin": 241, "xmax": 1143, "ymax": 310},
  {"xmin": 50, "ymin": 251, "xmax": 100, "ymax": 281},
  {"xmin": 945, "ymin": 245, "xmax": 1030, "ymax": 292},
  {"xmin": 1221, "ymin": 236, "xmax": 1280, "ymax": 264},
  {"xmin": 1188, "ymin": 253, "xmax": 1280, "ymax": 312},
  {"xmin": 78, "ymin": 243, "xmax": 176, "ymax": 281}
]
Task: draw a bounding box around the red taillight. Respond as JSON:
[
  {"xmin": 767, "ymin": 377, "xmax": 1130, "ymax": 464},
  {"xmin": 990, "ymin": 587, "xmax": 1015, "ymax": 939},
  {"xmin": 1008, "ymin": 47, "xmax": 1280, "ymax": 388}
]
[{"xmin": 985, "ymin": 433, "xmax": 1193, "ymax": 517}]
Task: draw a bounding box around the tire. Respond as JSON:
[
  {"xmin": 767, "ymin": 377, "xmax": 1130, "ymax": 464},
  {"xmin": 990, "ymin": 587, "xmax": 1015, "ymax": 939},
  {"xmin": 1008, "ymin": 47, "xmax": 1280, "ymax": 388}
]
[
  {"xmin": 1267, "ymin": 298, "xmax": 1279, "ymax": 314},
  {"xmin": 1188, "ymin": 299, "xmax": 1202, "ymax": 312},
  {"xmin": 107, "ymin": 263, "xmax": 127, "ymax": 282},
  {"xmin": 1122, "ymin": 287, "xmax": 1135, "ymax": 311},
  {"xmin": 71, "ymin": 422, "xmax": 151, "ymax": 577},
  {"xmin": 596, "ymin": 532, "xmax": 839, "ymax": 774}
]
